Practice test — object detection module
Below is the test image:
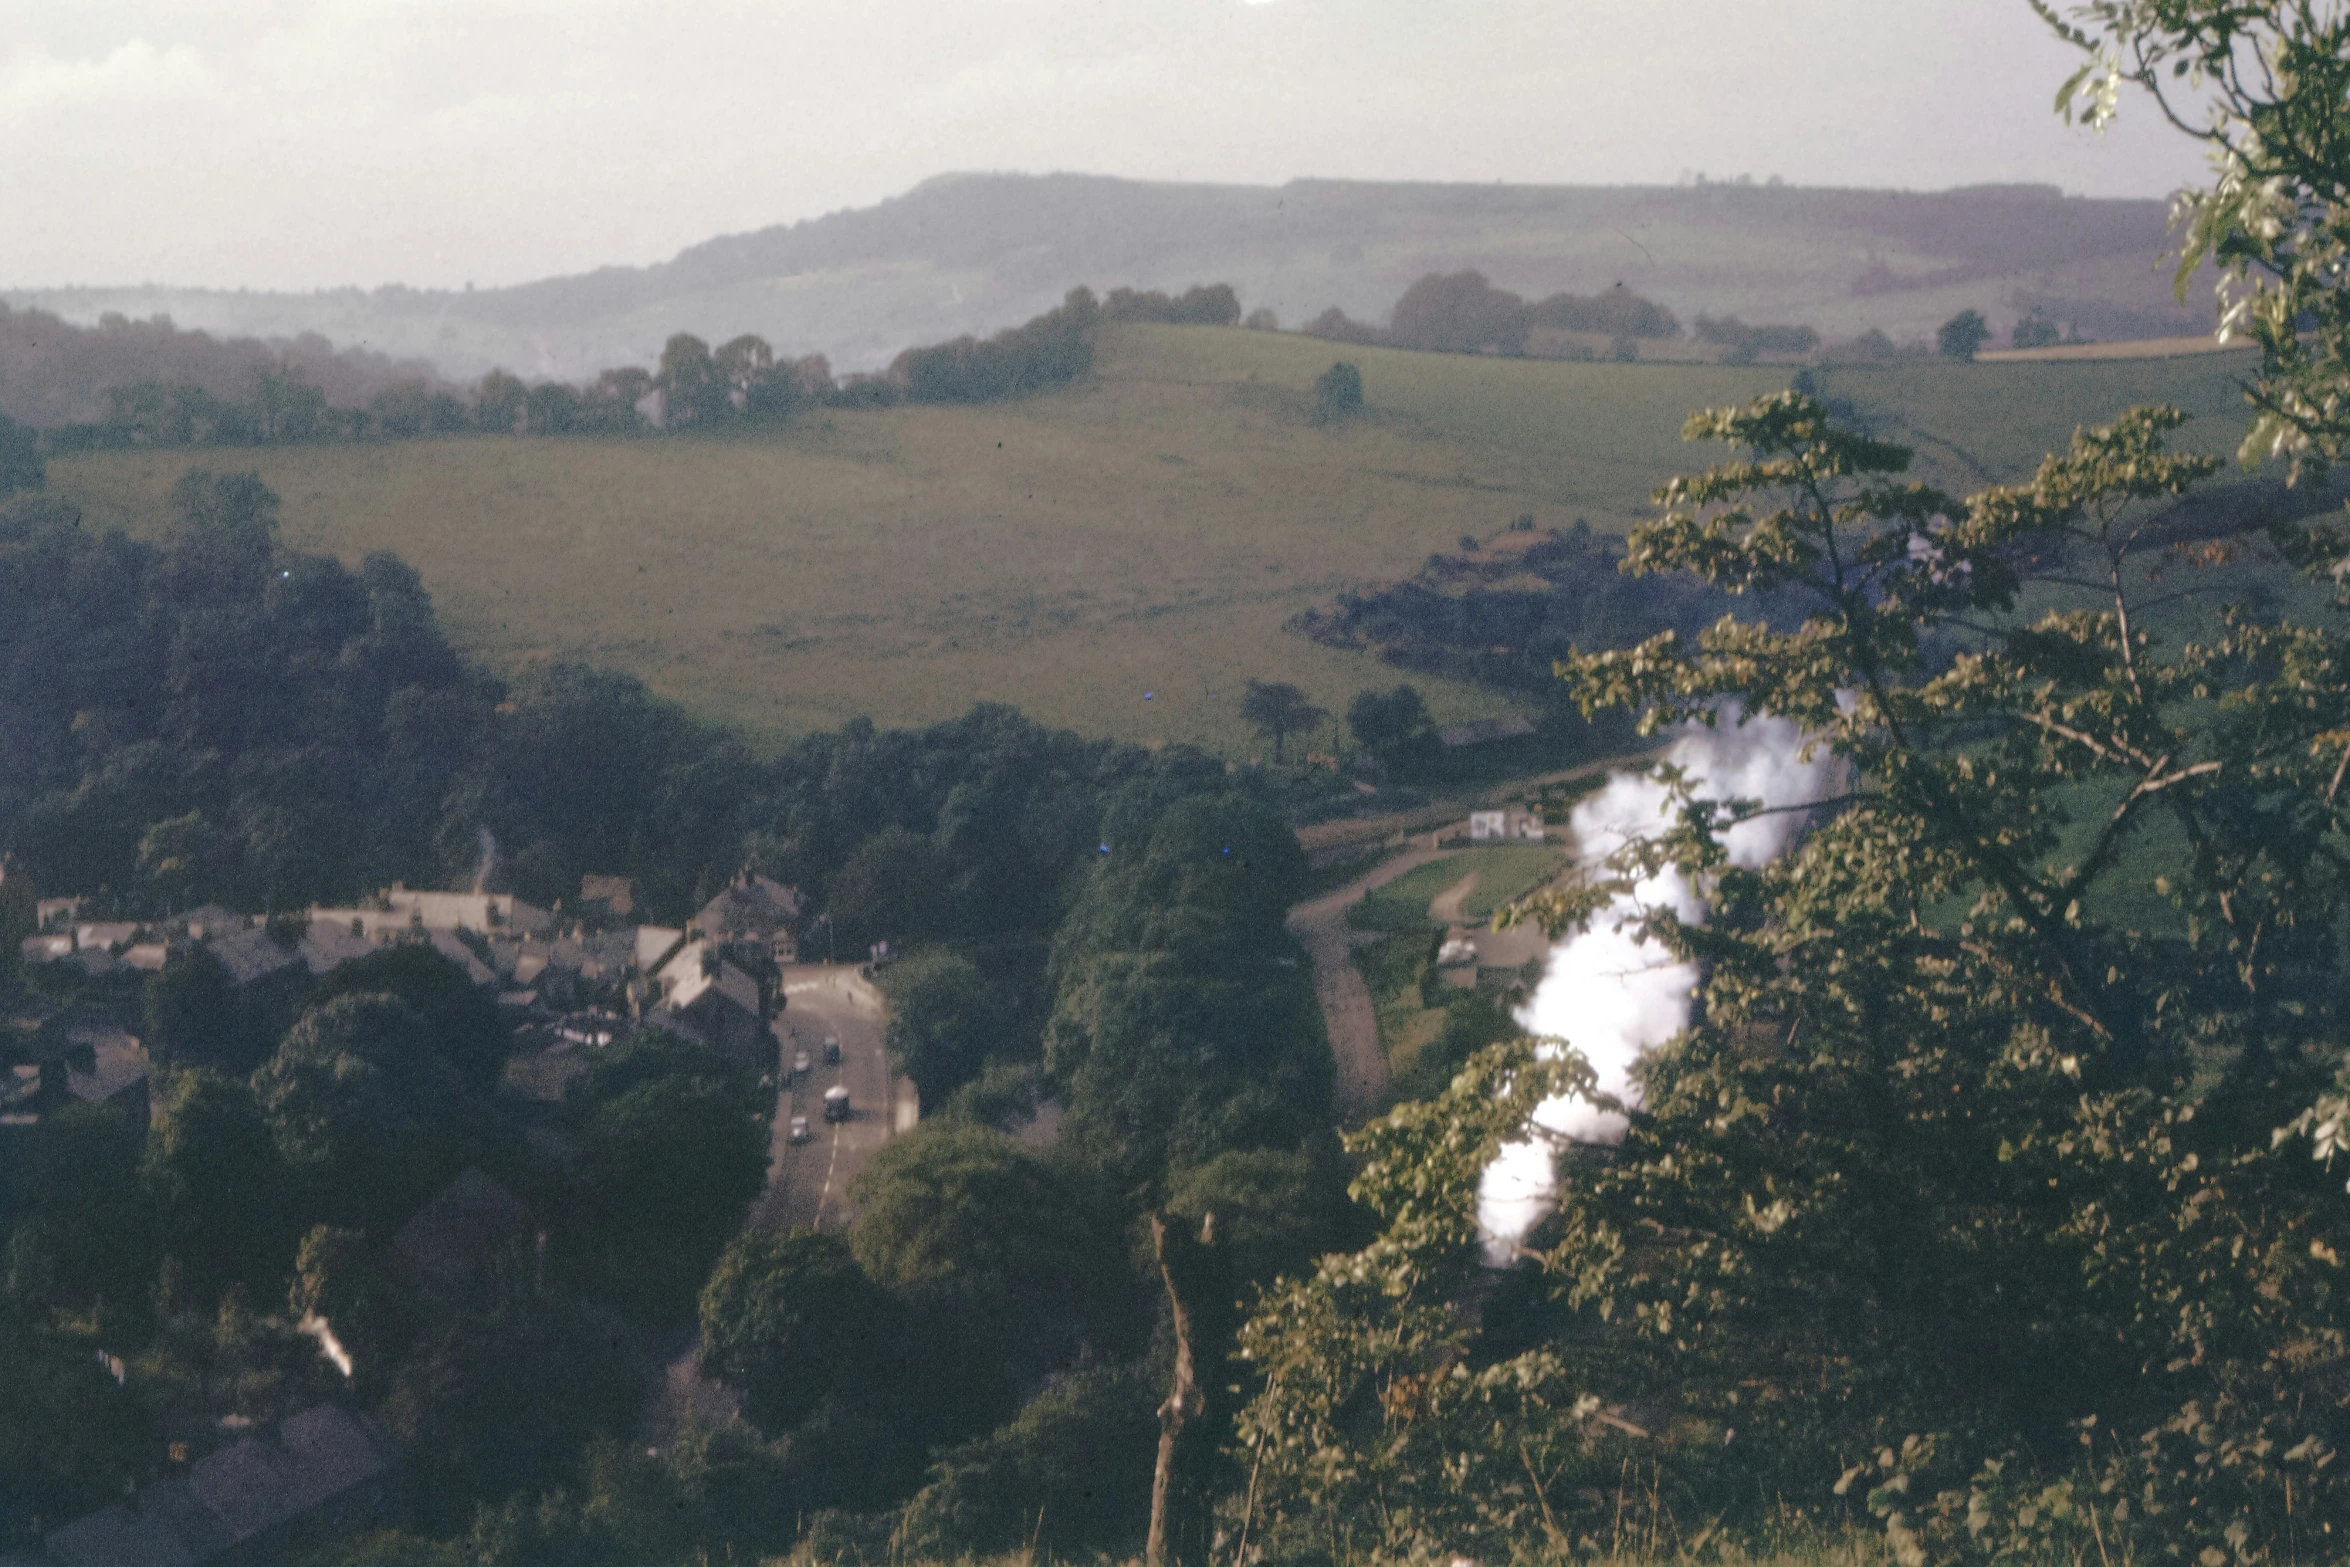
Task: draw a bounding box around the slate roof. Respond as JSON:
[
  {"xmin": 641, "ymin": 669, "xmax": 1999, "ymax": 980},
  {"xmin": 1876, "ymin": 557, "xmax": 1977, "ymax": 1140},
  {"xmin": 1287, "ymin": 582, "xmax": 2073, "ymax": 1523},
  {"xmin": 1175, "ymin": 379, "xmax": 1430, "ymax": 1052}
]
[
  {"xmin": 294, "ymin": 921, "xmax": 377, "ymax": 977},
  {"xmin": 634, "ymin": 926, "xmax": 685, "ymax": 973},
  {"xmin": 43, "ymin": 1405, "xmax": 399, "ymax": 1567},
  {"xmin": 382, "ymin": 887, "xmax": 552, "ymax": 937},
  {"xmin": 657, "ymin": 941, "xmax": 761, "ymax": 1020},
  {"xmin": 693, "ymin": 873, "xmax": 801, "ymax": 940},
  {"xmin": 205, "ymin": 927, "xmax": 303, "ymax": 988},
  {"xmin": 176, "ymin": 906, "xmax": 245, "ymax": 941},
  {"xmin": 63, "ymin": 1028, "xmax": 149, "ymax": 1110},
  {"xmin": 578, "ymin": 874, "xmax": 634, "ymax": 918},
  {"xmin": 424, "ymin": 930, "xmax": 497, "ymax": 988},
  {"xmin": 74, "ymin": 922, "xmax": 143, "ymax": 953}
]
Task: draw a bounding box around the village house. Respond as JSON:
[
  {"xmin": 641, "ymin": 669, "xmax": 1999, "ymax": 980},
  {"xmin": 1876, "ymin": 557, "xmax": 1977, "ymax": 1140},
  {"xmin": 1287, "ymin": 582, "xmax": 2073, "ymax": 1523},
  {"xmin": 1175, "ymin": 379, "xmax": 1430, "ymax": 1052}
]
[
  {"xmin": 39, "ymin": 1404, "xmax": 402, "ymax": 1567},
  {"xmin": 576, "ymin": 874, "xmax": 635, "ymax": 922},
  {"xmin": 0, "ymin": 1019, "xmax": 155, "ymax": 1142},
  {"xmin": 13, "ymin": 917, "xmax": 156, "ymax": 977},
  {"xmin": 635, "ymin": 926, "xmax": 686, "ymax": 974},
  {"xmin": 18, "ymin": 930, "xmax": 72, "ymax": 965},
  {"xmin": 648, "ymin": 939, "xmax": 766, "ymax": 1066},
  {"xmin": 491, "ymin": 927, "xmax": 637, "ymax": 1010},
  {"xmin": 692, "ymin": 870, "xmax": 802, "ymax": 963},
  {"xmin": 292, "ymin": 919, "xmax": 377, "ymax": 978},
  {"xmin": 203, "ymin": 923, "xmax": 307, "ymax": 992},
  {"xmin": 382, "ymin": 884, "xmax": 553, "ymax": 937},
  {"xmin": 176, "ymin": 905, "xmax": 246, "ymax": 942},
  {"xmin": 1467, "ymin": 807, "xmax": 1546, "ymax": 842},
  {"xmin": 57, "ymin": 1021, "xmax": 153, "ymax": 1121},
  {"xmin": 306, "ymin": 885, "xmax": 553, "ymax": 945}
]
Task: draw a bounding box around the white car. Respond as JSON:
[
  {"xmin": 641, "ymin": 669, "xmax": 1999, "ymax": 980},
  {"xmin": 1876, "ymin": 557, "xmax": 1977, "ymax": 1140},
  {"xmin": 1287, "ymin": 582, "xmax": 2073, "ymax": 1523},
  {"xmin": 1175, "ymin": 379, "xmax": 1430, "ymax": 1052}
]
[
  {"xmin": 787, "ymin": 1115, "xmax": 812, "ymax": 1145},
  {"xmin": 792, "ymin": 1050, "xmax": 811, "ymax": 1076}
]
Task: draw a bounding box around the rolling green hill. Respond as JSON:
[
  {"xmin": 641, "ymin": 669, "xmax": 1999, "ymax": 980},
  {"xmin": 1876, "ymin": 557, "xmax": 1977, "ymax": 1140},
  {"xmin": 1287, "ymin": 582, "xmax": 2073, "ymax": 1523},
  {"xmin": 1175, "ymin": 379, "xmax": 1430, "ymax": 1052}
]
[
  {"xmin": 6, "ymin": 174, "xmax": 2215, "ymax": 386},
  {"xmin": 42, "ymin": 323, "xmax": 2264, "ymax": 755}
]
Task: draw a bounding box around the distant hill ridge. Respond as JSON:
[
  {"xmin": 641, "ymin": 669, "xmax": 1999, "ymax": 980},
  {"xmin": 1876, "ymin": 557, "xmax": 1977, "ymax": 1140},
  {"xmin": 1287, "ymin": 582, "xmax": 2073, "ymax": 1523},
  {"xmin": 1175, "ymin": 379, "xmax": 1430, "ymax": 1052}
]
[{"xmin": 1, "ymin": 173, "xmax": 2212, "ymax": 383}]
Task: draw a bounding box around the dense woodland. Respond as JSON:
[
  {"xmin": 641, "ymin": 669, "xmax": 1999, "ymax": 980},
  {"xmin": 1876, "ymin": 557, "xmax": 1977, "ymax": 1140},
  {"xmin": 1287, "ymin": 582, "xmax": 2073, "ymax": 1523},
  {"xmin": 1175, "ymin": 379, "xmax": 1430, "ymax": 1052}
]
[{"xmin": 0, "ymin": 457, "xmax": 1350, "ymax": 1553}]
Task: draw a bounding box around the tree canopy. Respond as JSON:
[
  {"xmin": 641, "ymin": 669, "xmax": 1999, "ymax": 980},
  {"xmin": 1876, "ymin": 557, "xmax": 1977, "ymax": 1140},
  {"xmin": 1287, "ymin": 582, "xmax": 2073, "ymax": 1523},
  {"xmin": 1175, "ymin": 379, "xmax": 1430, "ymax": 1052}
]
[
  {"xmin": 1237, "ymin": 680, "xmax": 1326, "ymax": 763},
  {"xmin": 876, "ymin": 948, "xmax": 1011, "ymax": 1108},
  {"xmin": 1239, "ymin": 381, "xmax": 2350, "ymax": 1561},
  {"xmin": 699, "ymin": 1229, "xmax": 897, "ymax": 1433}
]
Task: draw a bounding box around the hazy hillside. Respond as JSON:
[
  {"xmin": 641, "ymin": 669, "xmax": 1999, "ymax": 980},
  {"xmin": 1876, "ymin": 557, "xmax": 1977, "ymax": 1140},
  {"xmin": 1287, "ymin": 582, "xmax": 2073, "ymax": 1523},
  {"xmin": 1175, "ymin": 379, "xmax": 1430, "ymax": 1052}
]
[
  {"xmin": 0, "ymin": 303, "xmax": 451, "ymax": 429},
  {"xmin": 42, "ymin": 323, "xmax": 2259, "ymax": 756},
  {"xmin": 3, "ymin": 175, "xmax": 2214, "ymax": 384}
]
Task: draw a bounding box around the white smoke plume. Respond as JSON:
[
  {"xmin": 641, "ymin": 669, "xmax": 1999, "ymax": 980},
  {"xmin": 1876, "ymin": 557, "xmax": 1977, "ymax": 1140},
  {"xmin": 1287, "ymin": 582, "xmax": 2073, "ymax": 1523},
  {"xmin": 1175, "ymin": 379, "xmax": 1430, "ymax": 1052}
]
[
  {"xmin": 1479, "ymin": 710, "xmax": 1841, "ymax": 1259},
  {"xmin": 473, "ymin": 826, "xmax": 498, "ymax": 895}
]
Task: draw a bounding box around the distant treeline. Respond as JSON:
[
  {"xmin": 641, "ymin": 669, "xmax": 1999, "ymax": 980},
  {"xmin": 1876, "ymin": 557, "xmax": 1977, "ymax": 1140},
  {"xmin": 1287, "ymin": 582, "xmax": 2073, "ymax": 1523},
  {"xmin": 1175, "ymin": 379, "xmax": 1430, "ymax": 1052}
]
[
  {"xmin": 8, "ymin": 270, "xmax": 1819, "ymax": 456},
  {"xmin": 17, "ymin": 280, "xmax": 1257, "ymax": 455},
  {"xmin": 0, "ymin": 303, "xmax": 448, "ymax": 431},
  {"xmin": 1299, "ymin": 269, "xmax": 1824, "ymax": 363}
]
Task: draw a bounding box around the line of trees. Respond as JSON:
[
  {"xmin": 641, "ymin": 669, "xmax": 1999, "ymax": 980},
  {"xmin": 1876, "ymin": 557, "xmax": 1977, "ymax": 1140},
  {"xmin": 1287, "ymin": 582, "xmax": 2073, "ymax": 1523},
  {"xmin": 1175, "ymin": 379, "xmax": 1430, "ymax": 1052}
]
[
  {"xmin": 22, "ymin": 279, "xmax": 1258, "ymax": 457},
  {"xmin": 1303, "ymin": 270, "xmax": 1690, "ymax": 359},
  {"xmin": 0, "ymin": 303, "xmax": 446, "ymax": 431}
]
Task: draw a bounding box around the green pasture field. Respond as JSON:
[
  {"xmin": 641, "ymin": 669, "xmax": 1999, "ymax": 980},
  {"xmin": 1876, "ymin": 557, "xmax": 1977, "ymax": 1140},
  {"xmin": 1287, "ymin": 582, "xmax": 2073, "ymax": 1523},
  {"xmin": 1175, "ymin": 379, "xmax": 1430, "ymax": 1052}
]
[
  {"xmin": 1347, "ymin": 843, "xmax": 1571, "ymax": 934},
  {"xmin": 1349, "ymin": 857, "xmax": 1480, "ymax": 934},
  {"xmin": 43, "ymin": 323, "xmax": 2260, "ymax": 754},
  {"xmin": 1459, "ymin": 843, "xmax": 1574, "ymax": 919}
]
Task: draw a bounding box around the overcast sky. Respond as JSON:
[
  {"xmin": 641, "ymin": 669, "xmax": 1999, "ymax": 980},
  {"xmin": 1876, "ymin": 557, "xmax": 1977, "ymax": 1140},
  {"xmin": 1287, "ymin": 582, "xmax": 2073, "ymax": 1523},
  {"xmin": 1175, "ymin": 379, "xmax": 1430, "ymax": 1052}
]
[{"xmin": 3, "ymin": 0, "xmax": 2212, "ymax": 292}]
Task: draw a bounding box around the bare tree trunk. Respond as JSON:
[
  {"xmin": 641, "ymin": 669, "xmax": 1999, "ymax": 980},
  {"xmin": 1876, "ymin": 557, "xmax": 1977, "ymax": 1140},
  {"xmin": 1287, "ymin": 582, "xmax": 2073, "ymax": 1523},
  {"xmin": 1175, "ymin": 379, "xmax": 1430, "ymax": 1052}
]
[{"xmin": 1147, "ymin": 1213, "xmax": 1208, "ymax": 1567}]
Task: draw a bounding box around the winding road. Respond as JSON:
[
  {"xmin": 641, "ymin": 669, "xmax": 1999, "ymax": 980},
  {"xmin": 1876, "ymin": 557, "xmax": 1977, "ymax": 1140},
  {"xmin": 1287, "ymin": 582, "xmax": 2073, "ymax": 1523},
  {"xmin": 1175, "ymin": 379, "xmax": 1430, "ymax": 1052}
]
[{"xmin": 1285, "ymin": 847, "xmax": 1447, "ymax": 1124}]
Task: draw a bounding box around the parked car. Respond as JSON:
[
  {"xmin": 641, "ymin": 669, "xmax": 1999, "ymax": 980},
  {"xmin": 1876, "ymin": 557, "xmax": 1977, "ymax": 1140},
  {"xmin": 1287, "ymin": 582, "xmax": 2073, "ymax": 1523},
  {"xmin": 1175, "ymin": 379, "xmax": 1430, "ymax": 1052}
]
[
  {"xmin": 787, "ymin": 1115, "xmax": 811, "ymax": 1145},
  {"xmin": 823, "ymin": 1036, "xmax": 842, "ymax": 1065},
  {"xmin": 793, "ymin": 1050, "xmax": 811, "ymax": 1076}
]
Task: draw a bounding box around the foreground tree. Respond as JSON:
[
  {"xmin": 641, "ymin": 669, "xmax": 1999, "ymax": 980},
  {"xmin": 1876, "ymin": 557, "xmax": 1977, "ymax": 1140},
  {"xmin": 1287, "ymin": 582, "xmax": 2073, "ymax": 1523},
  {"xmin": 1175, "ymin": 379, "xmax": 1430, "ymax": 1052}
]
[
  {"xmin": 656, "ymin": 333, "xmax": 730, "ymax": 429},
  {"xmin": 1234, "ymin": 1042, "xmax": 1591, "ymax": 1563},
  {"xmin": 473, "ymin": 368, "xmax": 527, "ymax": 435},
  {"xmin": 699, "ymin": 1229, "xmax": 896, "ymax": 1432},
  {"xmin": 2043, "ymin": 1, "xmax": 2350, "ymax": 475},
  {"xmin": 253, "ymin": 993, "xmax": 477, "ymax": 1230},
  {"xmin": 1239, "ymin": 390, "xmax": 2350, "ymax": 1560},
  {"xmin": 570, "ymin": 1074, "xmax": 766, "ymax": 1313},
  {"xmin": 875, "ymin": 947, "xmax": 1008, "ymax": 1108}
]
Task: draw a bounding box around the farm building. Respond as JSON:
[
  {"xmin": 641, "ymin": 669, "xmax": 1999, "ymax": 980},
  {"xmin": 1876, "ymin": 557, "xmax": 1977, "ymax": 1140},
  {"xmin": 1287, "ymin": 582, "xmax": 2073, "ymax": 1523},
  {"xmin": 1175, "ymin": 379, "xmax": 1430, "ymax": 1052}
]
[{"xmin": 1468, "ymin": 808, "xmax": 1545, "ymax": 842}]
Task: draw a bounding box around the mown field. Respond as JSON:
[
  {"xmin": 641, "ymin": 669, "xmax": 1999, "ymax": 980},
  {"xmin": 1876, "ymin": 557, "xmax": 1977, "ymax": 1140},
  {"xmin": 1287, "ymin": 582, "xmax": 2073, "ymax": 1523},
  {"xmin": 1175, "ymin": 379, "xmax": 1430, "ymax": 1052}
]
[{"xmin": 44, "ymin": 324, "xmax": 2261, "ymax": 754}]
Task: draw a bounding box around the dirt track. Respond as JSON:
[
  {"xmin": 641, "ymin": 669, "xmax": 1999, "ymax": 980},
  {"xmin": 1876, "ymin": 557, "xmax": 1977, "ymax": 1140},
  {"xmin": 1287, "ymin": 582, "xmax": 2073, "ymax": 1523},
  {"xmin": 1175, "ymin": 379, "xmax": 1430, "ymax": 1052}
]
[{"xmin": 1286, "ymin": 848, "xmax": 1447, "ymax": 1124}]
